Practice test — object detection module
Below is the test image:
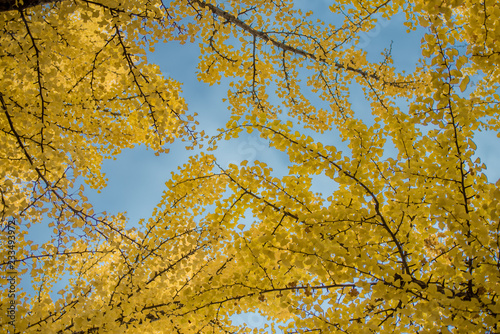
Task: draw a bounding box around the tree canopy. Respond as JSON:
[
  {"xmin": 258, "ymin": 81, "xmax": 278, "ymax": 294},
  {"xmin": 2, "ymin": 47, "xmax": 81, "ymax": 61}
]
[{"xmin": 1, "ymin": 0, "xmax": 499, "ymax": 333}]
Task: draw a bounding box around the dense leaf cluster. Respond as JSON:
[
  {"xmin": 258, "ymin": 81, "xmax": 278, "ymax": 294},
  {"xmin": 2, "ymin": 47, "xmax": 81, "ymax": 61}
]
[{"xmin": 1, "ymin": 0, "xmax": 499, "ymax": 333}]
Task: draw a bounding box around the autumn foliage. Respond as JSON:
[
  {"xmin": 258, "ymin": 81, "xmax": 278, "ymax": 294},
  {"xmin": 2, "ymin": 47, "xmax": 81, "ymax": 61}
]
[{"xmin": 1, "ymin": 0, "xmax": 499, "ymax": 333}]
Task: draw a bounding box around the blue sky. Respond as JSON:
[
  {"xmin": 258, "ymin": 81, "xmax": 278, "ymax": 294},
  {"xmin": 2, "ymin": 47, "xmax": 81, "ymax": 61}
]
[
  {"xmin": 81, "ymin": 0, "xmax": 500, "ymax": 257},
  {"xmin": 83, "ymin": 1, "xmax": 434, "ymax": 225}
]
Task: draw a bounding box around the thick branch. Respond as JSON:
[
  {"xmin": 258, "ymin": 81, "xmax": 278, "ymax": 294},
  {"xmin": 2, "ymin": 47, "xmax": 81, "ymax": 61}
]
[
  {"xmin": 192, "ymin": 0, "xmax": 411, "ymax": 88},
  {"xmin": 0, "ymin": 0, "xmax": 60, "ymax": 12}
]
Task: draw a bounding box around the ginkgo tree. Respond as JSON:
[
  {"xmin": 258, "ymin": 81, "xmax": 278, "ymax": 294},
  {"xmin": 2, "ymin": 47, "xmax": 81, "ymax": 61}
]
[{"xmin": 1, "ymin": 0, "xmax": 499, "ymax": 333}]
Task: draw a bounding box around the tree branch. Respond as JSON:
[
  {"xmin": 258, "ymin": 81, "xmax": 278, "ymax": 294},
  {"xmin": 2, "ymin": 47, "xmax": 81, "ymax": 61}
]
[{"xmin": 0, "ymin": 0, "xmax": 60, "ymax": 12}]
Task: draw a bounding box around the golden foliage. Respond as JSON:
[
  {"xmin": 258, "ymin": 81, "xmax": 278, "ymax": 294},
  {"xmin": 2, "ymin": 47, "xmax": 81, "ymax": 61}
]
[{"xmin": 0, "ymin": 0, "xmax": 499, "ymax": 333}]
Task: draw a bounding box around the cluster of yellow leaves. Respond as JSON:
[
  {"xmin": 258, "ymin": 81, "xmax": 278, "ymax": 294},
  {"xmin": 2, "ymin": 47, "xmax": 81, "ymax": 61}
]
[
  {"xmin": 163, "ymin": 0, "xmax": 500, "ymax": 332},
  {"xmin": 0, "ymin": 0, "xmax": 499, "ymax": 333},
  {"xmin": 0, "ymin": 0, "xmax": 205, "ymax": 332}
]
